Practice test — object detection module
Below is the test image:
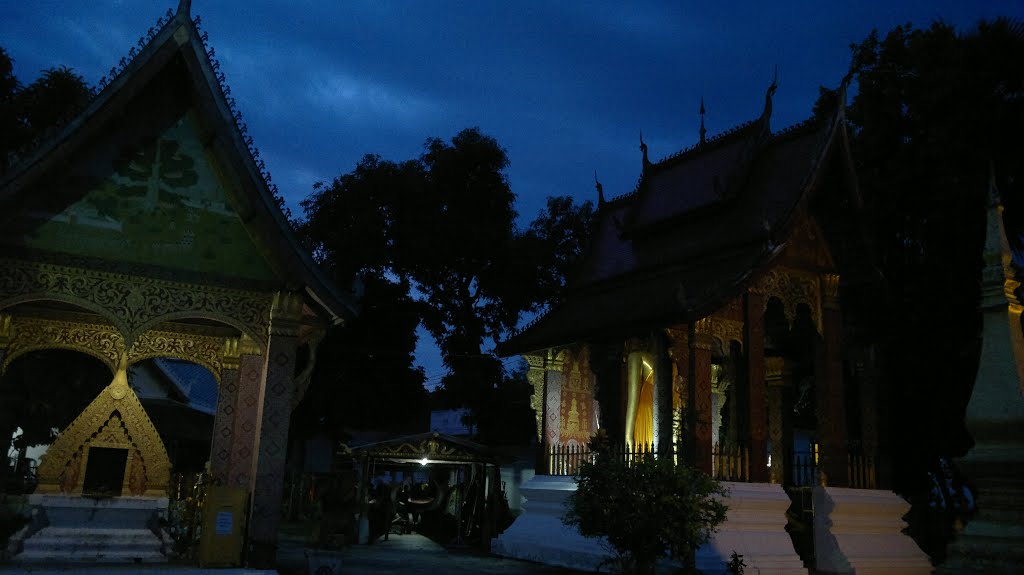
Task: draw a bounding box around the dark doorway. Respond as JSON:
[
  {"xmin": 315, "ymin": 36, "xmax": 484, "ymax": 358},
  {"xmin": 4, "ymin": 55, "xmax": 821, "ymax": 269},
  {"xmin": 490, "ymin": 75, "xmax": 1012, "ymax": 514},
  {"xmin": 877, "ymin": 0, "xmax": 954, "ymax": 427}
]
[{"xmin": 82, "ymin": 447, "xmax": 128, "ymax": 496}]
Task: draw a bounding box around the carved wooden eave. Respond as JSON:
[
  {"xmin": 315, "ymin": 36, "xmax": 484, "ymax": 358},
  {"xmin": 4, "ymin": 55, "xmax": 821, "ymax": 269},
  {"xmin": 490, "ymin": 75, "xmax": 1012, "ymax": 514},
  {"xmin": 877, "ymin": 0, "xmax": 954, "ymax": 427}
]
[
  {"xmin": 353, "ymin": 432, "xmax": 497, "ymax": 465},
  {"xmin": 36, "ymin": 362, "xmax": 171, "ymax": 497}
]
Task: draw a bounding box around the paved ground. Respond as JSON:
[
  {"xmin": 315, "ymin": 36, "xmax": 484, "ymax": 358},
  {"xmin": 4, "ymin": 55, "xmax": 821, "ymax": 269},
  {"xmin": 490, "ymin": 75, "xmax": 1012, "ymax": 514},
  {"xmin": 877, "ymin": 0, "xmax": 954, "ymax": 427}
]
[
  {"xmin": 0, "ymin": 533, "xmax": 591, "ymax": 575},
  {"xmin": 276, "ymin": 532, "xmax": 591, "ymax": 575}
]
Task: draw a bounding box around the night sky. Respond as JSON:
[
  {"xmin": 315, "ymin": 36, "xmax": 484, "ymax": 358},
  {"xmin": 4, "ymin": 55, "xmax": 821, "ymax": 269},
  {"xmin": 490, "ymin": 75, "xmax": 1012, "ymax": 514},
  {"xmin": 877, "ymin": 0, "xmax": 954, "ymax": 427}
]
[{"xmin": 2, "ymin": 1, "xmax": 1020, "ymax": 385}]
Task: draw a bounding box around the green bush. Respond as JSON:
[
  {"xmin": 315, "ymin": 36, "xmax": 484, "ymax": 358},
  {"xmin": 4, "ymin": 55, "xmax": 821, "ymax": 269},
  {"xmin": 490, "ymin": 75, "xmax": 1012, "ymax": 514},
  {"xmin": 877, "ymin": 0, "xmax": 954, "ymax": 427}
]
[{"xmin": 563, "ymin": 431, "xmax": 728, "ymax": 575}]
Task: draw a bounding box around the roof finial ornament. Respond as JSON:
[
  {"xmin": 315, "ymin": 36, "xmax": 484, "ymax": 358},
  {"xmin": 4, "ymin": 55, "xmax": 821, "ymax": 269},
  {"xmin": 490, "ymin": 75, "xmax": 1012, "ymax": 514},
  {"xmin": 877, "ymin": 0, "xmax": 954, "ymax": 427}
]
[
  {"xmin": 762, "ymin": 65, "xmax": 778, "ymax": 119},
  {"xmin": 594, "ymin": 170, "xmax": 606, "ymax": 205},
  {"xmin": 177, "ymin": 0, "xmax": 192, "ymax": 17},
  {"xmin": 640, "ymin": 130, "xmax": 650, "ymax": 168},
  {"xmin": 699, "ymin": 96, "xmax": 707, "ymax": 145}
]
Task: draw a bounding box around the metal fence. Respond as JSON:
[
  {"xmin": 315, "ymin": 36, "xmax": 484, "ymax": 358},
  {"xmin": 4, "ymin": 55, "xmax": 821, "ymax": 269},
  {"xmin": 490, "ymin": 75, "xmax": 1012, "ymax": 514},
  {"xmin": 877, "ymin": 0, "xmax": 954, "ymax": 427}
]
[{"xmin": 543, "ymin": 442, "xmax": 751, "ymax": 482}]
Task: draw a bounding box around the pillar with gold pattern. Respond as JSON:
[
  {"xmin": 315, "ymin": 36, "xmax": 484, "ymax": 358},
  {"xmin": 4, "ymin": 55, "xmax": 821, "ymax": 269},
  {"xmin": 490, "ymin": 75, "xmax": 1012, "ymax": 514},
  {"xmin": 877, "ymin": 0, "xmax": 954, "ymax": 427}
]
[
  {"xmin": 816, "ymin": 273, "xmax": 846, "ymax": 486},
  {"xmin": 765, "ymin": 356, "xmax": 787, "ymax": 484},
  {"xmin": 210, "ymin": 334, "xmax": 260, "ymax": 485},
  {"xmin": 744, "ymin": 291, "xmax": 769, "ymax": 482},
  {"xmin": 247, "ymin": 291, "xmax": 303, "ymax": 567},
  {"xmin": 689, "ymin": 320, "xmax": 715, "ymax": 474}
]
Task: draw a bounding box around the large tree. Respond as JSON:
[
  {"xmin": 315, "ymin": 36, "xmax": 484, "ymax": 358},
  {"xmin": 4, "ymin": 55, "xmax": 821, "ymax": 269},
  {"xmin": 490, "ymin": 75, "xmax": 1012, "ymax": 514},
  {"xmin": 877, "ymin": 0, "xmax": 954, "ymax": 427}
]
[
  {"xmin": 821, "ymin": 17, "xmax": 1024, "ymax": 557},
  {"xmin": 0, "ymin": 47, "xmax": 92, "ymax": 173},
  {"xmin": 299, "ymin": 128, "xmax": 593, "ymax": 441}
]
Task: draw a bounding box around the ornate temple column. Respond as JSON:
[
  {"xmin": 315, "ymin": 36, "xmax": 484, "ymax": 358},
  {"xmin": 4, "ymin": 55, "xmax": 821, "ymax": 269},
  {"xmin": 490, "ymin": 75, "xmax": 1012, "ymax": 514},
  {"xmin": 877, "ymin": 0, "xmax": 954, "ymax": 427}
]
[
  {"xmin": 710, "ymin": 369, "xmax": 727, "ymax": 451},
  {"xmin": 765, "ymin": 357, "xmax": 787, "ymax": 484},
  {"xmin": 525, "ymin": 354, "xmax": 547, "ymax": 446},
  {"xmin": 210, "ymin": 336, "xmax": 244, "ymax": 485},
  {"xmin": 744, "ymin": 291, "xmax": 769, "ymax": 482},
  {"xmin": 854, "ymin": 349, "xmax": 882, "ymax": 488},
  {"xmin": 227, "ymin": 335, "xmax": 267, "ymax": 489},
  {"xmin": 815, "ymin": 273, "xmax": 847, "ymax": 487},
  {"xmin": 665, "ymin": 328, "xmax": 689, "ymax": 461},
  {"xmin": 652, "ymin": 331, "xmax": 675, "ymax": 457},
  {"xmin": 247, "ymin": 291, "xmax": 303, "ymax": 567},
  {"xmin": 689, "ymin": 320, "xmax": 715, "ymax": 474}
]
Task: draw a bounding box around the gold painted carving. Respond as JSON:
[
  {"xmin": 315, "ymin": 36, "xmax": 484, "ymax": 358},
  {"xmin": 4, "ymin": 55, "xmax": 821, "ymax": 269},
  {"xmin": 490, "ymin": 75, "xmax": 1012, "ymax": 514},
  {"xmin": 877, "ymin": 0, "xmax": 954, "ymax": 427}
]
[
  {"xmin": 765, "ymin": 356, "xmax": 786, "ymax": 385},
  {"xmin": 821, "ymin": 273, "xmax": 841, "ymax": 310},
  {"xmin": 0, "ymin": 313, "xmax": 12, "ymax": 347},
  {"xmin": 270, "ymin": 290, "xmax": 305, "ymax": 338},
  {"xmin": 126, "ymin": 329, "xmax": 225, "ymax": 383},
  {"xmin": 525, "ymin": 354, "xmax": 546, "ymax": 442},
  {"xmin": 36, "ymin": 362, "xmax": 171, "ymax": 497},
  {"xmin": 359, "ymin": 433, "xmax": 485, "ymax": 463},
  {"xmin": 709, "ymin": 317, "xmax": 744, "ymax": 352},
  {"xmin": 0, "ymin": 315, "xmax": 235, "ymax": 383},
  {"xmin": 1, "ymin": 316, "xmax": 123, "ymax": 373},
  {"xmin": 0, "ymin": 258, "xmax": 273, "ymax": 346},
  {"xmin": 752, "ymin": 268, "xmax": 822, "ymax": 333},
  {"xmin": 691, "ymin": 319, "xmax": 715, "ymax": 351}
]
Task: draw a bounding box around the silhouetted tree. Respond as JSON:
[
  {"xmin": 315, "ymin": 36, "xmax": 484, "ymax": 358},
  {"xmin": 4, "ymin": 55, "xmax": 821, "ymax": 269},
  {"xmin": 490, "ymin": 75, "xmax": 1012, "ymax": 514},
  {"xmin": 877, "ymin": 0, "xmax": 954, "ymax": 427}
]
[
  {"xmin": 818, "ymin": 18, "xmax": 1024, "ymax": 558},
  {"xmin": 299, "ymin": 128, "xmax": 593, "ymax": 438},
  {"xmin": 0, "ymin": 48, "xmax": 91, "ymax": 172}
]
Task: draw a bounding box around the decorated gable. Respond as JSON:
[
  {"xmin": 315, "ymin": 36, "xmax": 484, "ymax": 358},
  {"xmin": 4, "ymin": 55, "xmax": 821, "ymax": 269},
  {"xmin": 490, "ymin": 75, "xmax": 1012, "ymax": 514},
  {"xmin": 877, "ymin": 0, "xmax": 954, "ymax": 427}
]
[{"xmin": 3, "ymin": 111, "xmax": 276, "ymax": 281}]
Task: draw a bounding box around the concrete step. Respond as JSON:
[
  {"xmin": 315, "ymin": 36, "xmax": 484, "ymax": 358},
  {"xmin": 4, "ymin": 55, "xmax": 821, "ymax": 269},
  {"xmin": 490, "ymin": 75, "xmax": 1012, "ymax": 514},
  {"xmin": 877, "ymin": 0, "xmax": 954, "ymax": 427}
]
[
  {"xmin": 16, "ymin": 549, "xmax": 166, "ymax": 563},
  {"xmin": 16, "ymin": 526, "xmax": 165, "ymax": 563}
]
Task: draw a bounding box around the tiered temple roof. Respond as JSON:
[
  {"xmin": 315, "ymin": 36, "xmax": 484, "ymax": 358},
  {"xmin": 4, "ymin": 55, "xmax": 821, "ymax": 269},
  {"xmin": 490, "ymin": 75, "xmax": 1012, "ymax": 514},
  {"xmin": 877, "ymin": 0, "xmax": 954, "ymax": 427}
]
[{"xmin": 503, "ymin": 87, "xmax": 859, "ymax": 354}]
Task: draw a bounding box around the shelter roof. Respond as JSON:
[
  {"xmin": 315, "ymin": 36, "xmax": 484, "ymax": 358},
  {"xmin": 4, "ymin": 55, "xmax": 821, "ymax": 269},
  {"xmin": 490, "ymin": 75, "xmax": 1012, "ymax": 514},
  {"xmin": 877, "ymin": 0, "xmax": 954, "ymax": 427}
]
[
  {"xmin": 351, "ymin": 432, "xmax": 497, "ymax": 465},
  {"xmin": 0, "ymin": 2, "xmax": 356, "ymax": 325},
  {"xmin": 502, "ymin": 88, "xmax": 856, "ymax": 355},
  {"xmin": 153, "ymin": 357, "xmax": 218, "ymax": 415}
]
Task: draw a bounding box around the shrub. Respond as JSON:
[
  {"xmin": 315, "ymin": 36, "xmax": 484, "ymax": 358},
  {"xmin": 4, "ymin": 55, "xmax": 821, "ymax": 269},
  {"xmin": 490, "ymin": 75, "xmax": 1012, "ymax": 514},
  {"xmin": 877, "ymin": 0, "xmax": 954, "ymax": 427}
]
[{"xmin": 563, "ymin": 431, "xmax": 728, "ymax": 575}]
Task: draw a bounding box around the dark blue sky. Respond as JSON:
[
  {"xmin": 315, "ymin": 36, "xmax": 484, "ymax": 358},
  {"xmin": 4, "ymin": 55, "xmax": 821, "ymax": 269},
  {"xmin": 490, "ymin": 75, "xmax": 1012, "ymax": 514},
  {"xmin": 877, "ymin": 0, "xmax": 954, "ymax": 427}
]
[{"xmin": 2, "ymin": 1, "xmax": 1020, "ymax": 386}]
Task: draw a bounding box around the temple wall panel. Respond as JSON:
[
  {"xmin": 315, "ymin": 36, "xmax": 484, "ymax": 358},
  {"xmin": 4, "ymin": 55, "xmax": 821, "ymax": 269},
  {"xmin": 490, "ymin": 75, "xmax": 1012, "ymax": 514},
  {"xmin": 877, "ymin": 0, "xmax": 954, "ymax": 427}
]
[
  {"xmin": 557, "ymin": 346, "xmax": 597, "ymax": 447},
  {"xmin": 544, "ymin": 371, "xmax": 563, "ymax": 446}
]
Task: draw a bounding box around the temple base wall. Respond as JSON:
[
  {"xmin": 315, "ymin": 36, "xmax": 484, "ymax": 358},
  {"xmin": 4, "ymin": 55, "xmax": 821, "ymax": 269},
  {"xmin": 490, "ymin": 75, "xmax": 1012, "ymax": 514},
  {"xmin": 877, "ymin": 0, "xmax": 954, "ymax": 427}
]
[
  {"xmin": 490, "ymin": 475, "xmax": 607, "ymax": 571},
  {"xmin": 696, "ymin": 482, "xmax": 807, "ymax": 575},
  {"xmin": 812, "ymin": 486, "xmax": 931, "ymax": 575}
]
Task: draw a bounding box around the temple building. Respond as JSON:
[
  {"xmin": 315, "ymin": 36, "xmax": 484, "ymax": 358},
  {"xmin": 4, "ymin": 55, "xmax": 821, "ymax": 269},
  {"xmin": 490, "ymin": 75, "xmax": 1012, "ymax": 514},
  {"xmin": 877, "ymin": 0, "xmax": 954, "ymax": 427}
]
[
  {"xmin": 0, "ymin": 2, "xmax": 355, "ymax": 566},
  {"xmin": 493, "ymin": 82, "xmax": 932, "ymax": 574}
]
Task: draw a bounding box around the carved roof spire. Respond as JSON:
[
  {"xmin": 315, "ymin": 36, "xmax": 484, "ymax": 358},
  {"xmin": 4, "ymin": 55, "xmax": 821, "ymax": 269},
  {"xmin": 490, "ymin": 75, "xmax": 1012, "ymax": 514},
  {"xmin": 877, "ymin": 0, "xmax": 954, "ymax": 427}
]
[
  {"xmin": 762, "ymin": 66, "xmax": 778, "ymax": 119},
  {"xmin": 699, "ymin": 96, "xmax": 707, "ymax": 145},
  {"xmin": 594, "ymin": 170, "xmax": 606, "ymax": 206},
  {"xmin": 640, "ymin": 130, "xmax": 650, "ymax": 169},
  {"xmin": 177, "ymin": 0, "xmax": 192, "ymax": 17}
]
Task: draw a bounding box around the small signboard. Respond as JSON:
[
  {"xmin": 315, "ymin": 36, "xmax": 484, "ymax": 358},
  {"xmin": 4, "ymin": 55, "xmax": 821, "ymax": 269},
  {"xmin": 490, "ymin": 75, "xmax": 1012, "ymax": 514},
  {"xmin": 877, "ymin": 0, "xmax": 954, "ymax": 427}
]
[
  {"xmin": 198, "ymin": 486, "xmax": 248, "ymax": 567},
  {"xmin": 215, "ymin": 511, "xmax": 233, "ymax": 535}
]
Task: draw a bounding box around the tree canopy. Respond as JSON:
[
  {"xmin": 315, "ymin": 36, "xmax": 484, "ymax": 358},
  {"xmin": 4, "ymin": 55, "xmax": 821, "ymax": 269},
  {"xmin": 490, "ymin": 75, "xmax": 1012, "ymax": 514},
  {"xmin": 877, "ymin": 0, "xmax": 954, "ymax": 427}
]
[
  {"xmin": 298, "ymin": 127, "xmax": 594, "ymax": 442},
  {"xmin": 0, "ymin": 47, "xmax": 92, "ymax": 173}
]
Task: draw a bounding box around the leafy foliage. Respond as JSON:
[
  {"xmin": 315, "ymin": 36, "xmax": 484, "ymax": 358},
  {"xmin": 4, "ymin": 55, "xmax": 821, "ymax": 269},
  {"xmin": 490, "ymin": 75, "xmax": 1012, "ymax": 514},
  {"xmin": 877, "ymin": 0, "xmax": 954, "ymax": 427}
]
[
  {"xmin": 815, "ymin": 17, "xmax": 1024, "ymax": 559},
  {"xmin": 298, "ymin": 128, "xmax": 593, "ymax": 438},
  {"xmin": 563, "ymin": 431, "xmax": 727, "ymax": 575},
  {"xmin": 0, "ymin": 47, "xmax": 92, "ymax": 172},
  {"xmin": 830, "ymin": 17, "xmax": 1024, "ymax": 483}
]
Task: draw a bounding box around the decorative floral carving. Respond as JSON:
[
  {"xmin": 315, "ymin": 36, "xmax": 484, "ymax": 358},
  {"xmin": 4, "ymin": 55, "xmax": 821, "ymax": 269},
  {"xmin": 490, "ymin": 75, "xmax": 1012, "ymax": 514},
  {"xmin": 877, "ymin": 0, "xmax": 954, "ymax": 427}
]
[
  {"xmin": 709, "ymin": 317, "xmax": 744, "ymax": 352},
  {"xmin": 36, "ymin": 367, "xmax": 170, "ymax": 497},
  {"xmin": 752, "ymin": 268, "xmax": 822, "ymax": 333},
  {"xmin": 1, "ymin": 316, "xmax": 123, "ymax": 373},
  {"xmin": 126, "ymin": 329, "xmax": 225, "ymax": 381},
  {"xmin": 0, "ymin": 258, "xmax": 273, "ymax": 346}
]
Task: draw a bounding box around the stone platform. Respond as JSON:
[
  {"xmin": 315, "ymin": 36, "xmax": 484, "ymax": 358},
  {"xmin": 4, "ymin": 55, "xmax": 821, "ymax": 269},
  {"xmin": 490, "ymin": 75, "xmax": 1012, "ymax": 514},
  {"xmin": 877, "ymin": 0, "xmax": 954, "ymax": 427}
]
[{"xmin": 9, "ymin": 494, "xmax": 169, "ymax": 563}]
